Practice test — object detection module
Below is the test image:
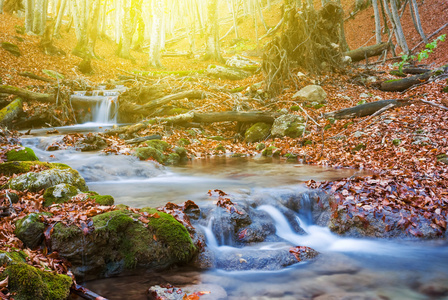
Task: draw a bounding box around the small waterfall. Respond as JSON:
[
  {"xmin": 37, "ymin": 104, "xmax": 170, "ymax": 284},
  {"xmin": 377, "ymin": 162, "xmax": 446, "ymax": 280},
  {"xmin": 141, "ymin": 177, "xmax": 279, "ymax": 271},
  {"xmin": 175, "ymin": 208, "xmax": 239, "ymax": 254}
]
[{"xmin": 71, "ymin": 86, "xmax": 125, "ymax": 125}]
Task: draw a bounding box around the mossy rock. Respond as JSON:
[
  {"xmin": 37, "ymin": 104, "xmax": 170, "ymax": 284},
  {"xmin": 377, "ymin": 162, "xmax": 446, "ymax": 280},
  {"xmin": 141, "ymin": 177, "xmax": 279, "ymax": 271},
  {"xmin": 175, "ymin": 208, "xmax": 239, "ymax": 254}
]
[
  {"xmin": 166, "ymin": 107, "xmax": 189, "ymax": 116},
  {"xmin": 174, "ymin": 147, "xmax": 188, "ymax": 159},
  {"xmin": 50, "ymin": 209, "xmax": 196, "ymax": 280},
  {"xmin": 262, "ymin": 146, "xmax": 277, "ymax": 156},
  {"xmin": 165, "ymin": 153, "xmax": 181, "ymax": 165},
  {"xmin": 43, "ymin": 183, "xmax": 80, "ymax": 207},
  {"xmin": 284, "ymin": 153, "xmax": 298, "ymax": 160},
  {"xmin": 14, "ymin": 213, "xmax": 51, "ymax": 249},
  {"xmin": 245, "ymin": 122, "xmax": 271, "ymax": 143},
  {"xmin": 215, "ymin": 144, "xmax": 226, "ymax": 152},
  {"xmin": 0, "ymin": 161, "xmax": 71, "ymax": 176},
  {"xmin": 2, "ymin": 263, "xmax": 72, "ymax": 300},
  {"xmin": 207, "ymin": 136, "xmax": 225, "ymax": 141},
  {"xmin": 284, "ymin": 121, "xmax": 305, "ymax": 138},
  {"xmin": 256, "ymin": 143, "xmax": 266, "ymax": 151},
  {"xmin": 177, "ymin": 138, "xmax": 190, "ymax": 146},
  {"xmin": 134, "ymin": 147, "xmax": 166, "ymax": 164},
  {"xmin": 392, "ymin": 139, "xmax": 401, "ymax": 146},
  {"xmin": 6, "ymin": 147, "xmax": 39, "ymax": 162},
  {"xmin": 0, "ymin": 250, "xmax": 27, "ymax": 265},
  {"xmin": 144, "ymin": 140, "xmax": 171, "ymax": 152},
  {"xmin": 9, "ymin": 168, "xmax": 88, "ymax": 192},
  {"xmin": 352, "ymin": 143, "xmax": 366, "ymax": 152},
  {"xmin": 271, "ymin": 115, "xmax": 305, "ymax": 138},
  {"xmin": 88, "ymin": 193, "xmax": 115, "ymax": 206}
]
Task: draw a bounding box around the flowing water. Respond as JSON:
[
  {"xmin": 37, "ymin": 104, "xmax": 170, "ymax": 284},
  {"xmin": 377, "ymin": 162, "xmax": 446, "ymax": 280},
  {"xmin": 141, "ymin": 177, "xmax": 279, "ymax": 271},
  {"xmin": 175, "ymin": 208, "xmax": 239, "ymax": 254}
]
[{"xmin": 19, "ymin": 99, "xmax": 448, "ymax": 300}]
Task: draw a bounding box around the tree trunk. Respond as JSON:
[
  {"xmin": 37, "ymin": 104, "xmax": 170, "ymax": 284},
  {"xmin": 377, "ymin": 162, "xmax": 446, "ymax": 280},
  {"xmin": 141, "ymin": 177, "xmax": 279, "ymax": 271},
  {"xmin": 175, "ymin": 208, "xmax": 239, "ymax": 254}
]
[
  {"xmin": 204, "ymin": 0, "xmax": 224, "ymax": 62},
  {"xmin": 372, "ymin": 0, "xmax": 382, "ymax": 44},
  {"xmin": 24, "ymin": 0, "xmax": 33, "ymax": 33},
  {"xmin": 33, "ymin": 0, "xmax": 44, "ymax": 34},
  {"xmin": 85, "ymin": 0, "xmax": 101, "ymax": 58},
  {"xmin": 343, "ymin": 42, "xmax": 389, "ymax": 62},
  {"xmin": 409, "ymin": 0, "xmax": 427, "ymax": 44},
  {"xmin": 148, "ymin": 0, "xmax": 165, "ymax": 68},
  {"xmin": 53, "ymin": 0, "xmax": 67, "ymax": 38},
  {"xmin": 388, "ymin": 0, "xmax": 409, "ymax": 53},
  {"xmin": 380, "ymin": 71, "xmax": 432, "ymax": 91},
  {"xmin": 324, "ymin": 99, "xmax": 411, "ymax": 119},
  {"xmin": 0, "ymin": 0, "xmax": 4, "ymax": 13},
  {"xmin": 0, "ymin": 86, "xmax": 55, "ymax": 103}
]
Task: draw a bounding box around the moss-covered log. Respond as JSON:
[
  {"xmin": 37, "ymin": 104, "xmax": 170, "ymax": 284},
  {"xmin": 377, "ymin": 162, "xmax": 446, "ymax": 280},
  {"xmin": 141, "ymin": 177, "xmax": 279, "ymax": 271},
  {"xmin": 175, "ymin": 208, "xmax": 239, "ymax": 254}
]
[
  {"xmin": 0, "ymin": 97, "xmax": 23, "ymax": 126},
  {"xmin": 380, "ymin": 72, "xmax": 432, "ymax": 92},
  {"xmin": 0, "ymin": 85, "xmax": 55, "ymax": 103}
]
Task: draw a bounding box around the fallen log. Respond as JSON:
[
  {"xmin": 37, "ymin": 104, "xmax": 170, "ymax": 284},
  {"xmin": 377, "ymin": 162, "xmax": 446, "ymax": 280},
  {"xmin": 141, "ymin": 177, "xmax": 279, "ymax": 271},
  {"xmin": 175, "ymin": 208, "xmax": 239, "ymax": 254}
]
[
  {"xmin": 125, "ymin": 134, "xmax": 162, "ymax": 144},
  {"xmin": 130, "ymin": 90, "xmax": 206, "ymax": 114},
  {"xmin": 18, "ymin": 71, "xmax": 55, "ymax": 83},
  {"xmin": 344, "ymin": 42, "xmax": 389, "ymax": 62},
  {"xmin": 0, "ymin": 98, "xmax": 23, "ymax": 127},
  {"xmin": 380, "ymin": 72, "xmax": 432, "ymax": 92},
  {"xmin": 105, "ymin": 111, "xmax": 279, "ymax": 136},
  {"xmin": 324, "ymin": 99, "xmax": 411, "ymax": 119},
  {"xmin": 0, "ymin": 85, "xmax": 55, "ymax": 103}
]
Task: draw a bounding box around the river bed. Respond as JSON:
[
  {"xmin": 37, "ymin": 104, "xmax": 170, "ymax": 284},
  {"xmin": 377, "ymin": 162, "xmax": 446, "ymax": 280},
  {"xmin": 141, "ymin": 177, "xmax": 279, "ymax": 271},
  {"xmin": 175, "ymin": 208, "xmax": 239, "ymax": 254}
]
[{"xmin": 20, "ymin": 126, "xmax": 448, "ymax": 300}]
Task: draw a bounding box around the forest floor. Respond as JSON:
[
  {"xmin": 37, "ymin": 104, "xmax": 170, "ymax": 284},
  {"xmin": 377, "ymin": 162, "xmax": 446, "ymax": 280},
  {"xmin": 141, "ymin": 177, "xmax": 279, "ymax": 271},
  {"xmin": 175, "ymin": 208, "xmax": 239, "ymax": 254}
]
[{"xmin": 0, "ymin": 0, "xmax": 448, "ymax": 296}]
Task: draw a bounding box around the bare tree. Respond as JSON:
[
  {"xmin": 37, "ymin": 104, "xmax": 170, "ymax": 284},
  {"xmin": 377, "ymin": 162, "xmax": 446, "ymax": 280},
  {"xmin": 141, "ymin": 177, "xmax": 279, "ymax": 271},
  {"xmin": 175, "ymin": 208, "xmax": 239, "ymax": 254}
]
[
  {"xmin": 372, "ymin": 0, "xmax": 382, "ymax": 44},
  {"xmin": 0, "ymin": 0, "xmax": 4, "ymax": 13},
  {"xmin": 53, "ymin": 0, "xmax": 67, "ymax": 38},
  {"xmin": 204, "ymin": 0, "xmax": 224, "ymax": 62},
  {"xmin": 409, "ymin": 0, "xmax": 427, "ymax": 44},
  {"xmin": 148, "ymin": 0, "xmax": 165, "ymax": 68}
]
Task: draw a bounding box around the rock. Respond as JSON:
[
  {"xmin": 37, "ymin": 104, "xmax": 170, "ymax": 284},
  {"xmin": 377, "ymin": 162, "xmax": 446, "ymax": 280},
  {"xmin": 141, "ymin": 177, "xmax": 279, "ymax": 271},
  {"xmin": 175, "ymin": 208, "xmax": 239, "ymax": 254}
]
[
  {"xmin": 256, "ymin": 143, "xmax": 266, "ymax": 150},
  {"xmin": 1, "ymin": 42, "xmax": 21, "ymax": 57},
  {"xmin": 134, "ymin": 139, "xmax": 171, "ymax": 164},
  {"xmin": 75, "ymin": 134, "xmax": 107, "ymax": 151},
  {"xmin": 86, "ymin": 192, "xmax": 115, "ymax": 206},
  {"xmin": 206, "ymin": 64, "xmax": 250, "ymax": 80},
  {"xmin": 6, "ymin": 147, "xmax": 39, "ymax": 161},
  {"xmin": 9, "ymin": 167, "xmax": 88, "ymax": 192},
  {"xmin": 314, "ymin": 292, "xmax": 380, "ymax": 300},
  {"xmin": 271, "ymin": 114, "xmax": 305, "ymax": 138},
  {"xmin": 292, "ymin": 85, "xmax": 327, "ymax": 104},
  {"xmin": 0, "ymin": 161, "xmax": 69, "ymax": 176},
  {"xmin": 3, "ymin": 262, "xmax": 72, "ymax": 300},
  {"xmin": 148, "ymin": 283, "xmax": 227, "ymax": 300},
  {"xmin": 310, "ymin": 253, "xmax": 361, "ymax": 275},
  {"xmin": 14, "ymin": 213, "xmax": 50, "ymax": 249},
  {"xmin": 245, "ymin": 122, "xmax": 271, "ymax": 143},
  {"xmin": 226, "ymin": 54, "xmax": 260, "ymax": 70},
  {"xmin": 418, "ymin": 279, "xmax": 448, "ymax": 298},
  {"xmin": 43, "ymin": 183, "xmax": 80, "ymax": 207},
  {"xmin": 50, "ymin": 209, "xmax": 197, "ymax": 280}
]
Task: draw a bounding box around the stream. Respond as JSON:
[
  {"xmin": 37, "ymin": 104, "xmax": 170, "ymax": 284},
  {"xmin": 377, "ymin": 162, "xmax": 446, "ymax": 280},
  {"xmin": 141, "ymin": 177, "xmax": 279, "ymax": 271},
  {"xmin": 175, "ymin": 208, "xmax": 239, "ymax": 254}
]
[{"xmin": 19, "ymin": 92, "xmax": 448, "ymax": 300}]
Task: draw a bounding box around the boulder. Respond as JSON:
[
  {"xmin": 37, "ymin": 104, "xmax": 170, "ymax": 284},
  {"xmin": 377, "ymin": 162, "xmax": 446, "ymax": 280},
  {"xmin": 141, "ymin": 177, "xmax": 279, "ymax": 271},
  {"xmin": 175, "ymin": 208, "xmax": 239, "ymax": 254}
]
[
  {"xmin": 43, "ymin": 183, "xmax": 80, "ymax": 207},
  {"xmin": 244, "ymin": 122, "xmax": 271, "ymax": 143},
  {"xmin": 292, "ymin": 85, "xmax": 327, "ymax": 104},
  {"xmin": 50, "ymin": 209, "xmax": 197, "ymax": 280},
  {"xmin": 75, "ymin": 134, "xmax": 107, "ymax": 151},
  {"xmin": 134, "ymin": 139, "xmax": 171, "ymax": 164},
  {"xmin": 2, "ymin": 263, "xmax": 72, "ymax": 300},
  {"xmin": 6, "ymin": 147, "xmax": 39, "ymax": 162},
  {"xmin": 148, "ymin": 283, "xmax": 227, "ymax": 300},
  {"xmin": 206, "ymin": 65, "xmax": 250, "ymax": 80},
  {"xmin": 14, "ymin": 213, "xmax": 50, "ymax": 249},
  {"xmin": 271, "ymin": 114, "xmax": 305, "ymax": 138},
  {"xmin": 9, "ymin": 167, "xmax": 88, "ymax": 192},
  {"xmin": 0, "ymin": 161, "xmax": 69, "ymax": 176}
]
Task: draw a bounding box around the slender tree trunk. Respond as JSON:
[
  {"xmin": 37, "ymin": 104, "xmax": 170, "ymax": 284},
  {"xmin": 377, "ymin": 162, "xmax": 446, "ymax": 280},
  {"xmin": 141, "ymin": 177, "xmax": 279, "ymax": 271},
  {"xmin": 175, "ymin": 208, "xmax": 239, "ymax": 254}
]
[
  {"xmin": 0, "ymin": 0, "xmax": 4, "ymax": 13},
  {"xmin": 33, "ymin": 0, "xmax": 44, "ymax": 34},
  {"xmin": 230, "ymin": 0, "xmax": 239, "ymax": 38},
  {"xmin": 336, "ymin": 0, "xmax": 349, "ymax": 52},
  {"xmin": 115, "ymin": 0, "xmax": 122, "ymax": 43},
  {"xmin": 372, "ymin": 0, "xmax": 382, "ymax": 43},
  {"xmin": 379, "ymin": 0, "xmax": 389, "ymax": 34},
  {"xmin": 148, "ymin": 0, "xmax": 165, "ymax": 67},
  {"xmin": 187, "ymin": 0, "xmax": 196, "ymax": 53},
  {"xmin": 256, "ymin": 0, "xmax": 268, "ymax": 31},
  {"xmin": 85, "ymin": 0, "xmax": 101, "ymax": 58},
  {"xmin": 72, "ymin": 0, "xmax": 88, "ymax": 57},
  {"xmin": 24, "ymin": 0, "xmax": 34, "ymax": 33},
  {"xmin": 204, "ymin": 0, "xmax": 224, "ymax": 62},
  {"xmin": 53, "ymin": 0, "xmax": 67, "ymax": 38},
  {"xmin": 388, "ymin": 0, "xmax": 409, "ymax": 53},
  {"xmin": 409, "ymin": 0, "xmax": 427, "ymax": 43}
]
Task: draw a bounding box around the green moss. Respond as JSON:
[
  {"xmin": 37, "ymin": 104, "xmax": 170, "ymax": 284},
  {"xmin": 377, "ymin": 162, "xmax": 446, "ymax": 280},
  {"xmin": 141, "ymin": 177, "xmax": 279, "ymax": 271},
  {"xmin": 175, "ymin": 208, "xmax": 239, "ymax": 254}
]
[
  {"xmin": 230, "ymin": 86, "xmax": 247, "ymax": 93},
  {"xmin": 262, "ymin": 146, "xmax": 277, "ymax": 156},
  {"xmin": 165, "ymin": 153, "xmax": 180, "ymax": 165},
  {"xmin": 92, "ymin": 210, "xmax": 135, "ymax": 232},
  {"xmin": 384, "ymin": 78, "xmax": 402, "ymax": 83},
  {"xmin": 6, "ymin": 147, "xmax": 39, "ymax": 162},
  {"xmin": 207, "ymin": 136, "xmax": 225, "ymax": 141},
  {"xmin": 0, "ymin": 161, "xmax": 48, "ymax": 176},
  {"xmin": 392, "ymin": 139, "xmax": 401, "ymax": 146},
  {"xmin": 284, "ymin": 121, "xmax": 305, "ymax": 138},
  {"xmin": 256, "ymin": 143, "xmax": 266, "ymax": 151},
  {"xmin": 0, "ymin": 98, "xmax": 22, "ymax": 124},
  {"xmin": 43, "ymin": 184, "xmax": 79, "ymax": 207},
  {"xmin": 89, "ymin": 194, "xmax": 115, "ymax": 206},
  {"xmin": 442, "ymin": 86, "xmax": 448, "ymax": 93},
  {"xmin": 140, "ymin": 208, "xmax": 195, "ymax": 261},
  {"xmin": 352, "ymin": 143, "xmax": 366, "ymax": 152},
  {"xmin": 290, "ymin": 105, "xmax": 300, "ymax": 111},
  {"xmin": 51, "ymin": 223, "xmax": 82, "ymax": 241},
  {"xmin": 285, "ymin": 153, "xmax": 297, "ymax": 160},
  {"xmin": 0, "ymin": 250, "xmax": 27, "ymax": 265},
  {"xmin": 186, "ymin": 129, "xmax": 198, "ymax": 137},
  {"xmin": 215, "ymin": 144, "xmax": 226, "ymax": 152},
  {"xmin": 4, "ymin": 263, "xmax": 72, "ymax": 300},
  {"xmin": 177, "ymin": 138, "xmax": 190, "ymax": 146},
  {"xmin": 134, "ymin": 147, "xmax": 166, "ymax": 164},
  {"xmin": 231, "ymin": 153, "xmax": 245, "ymax": 157},
  {"xmin": 245, "ymin": 122, "xmax": 271, "ymax": 143},
  {"xmin": 303, "ymin": 140, "xmax": 314, "ymax": 146},
  {"xmin": 174, "ymin": 147, "xmax": 188, "ymax": 159},
  {"xmin": 144, "ymin": 139, "xmax": 171, "ymax": 151},
  {"xmin": 14, "ymin": 213, "xmax": 51, "ymax": 248},
  {"xmin": 343, "ymin": 121, "xmax": 354, "ymax": 129}
]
